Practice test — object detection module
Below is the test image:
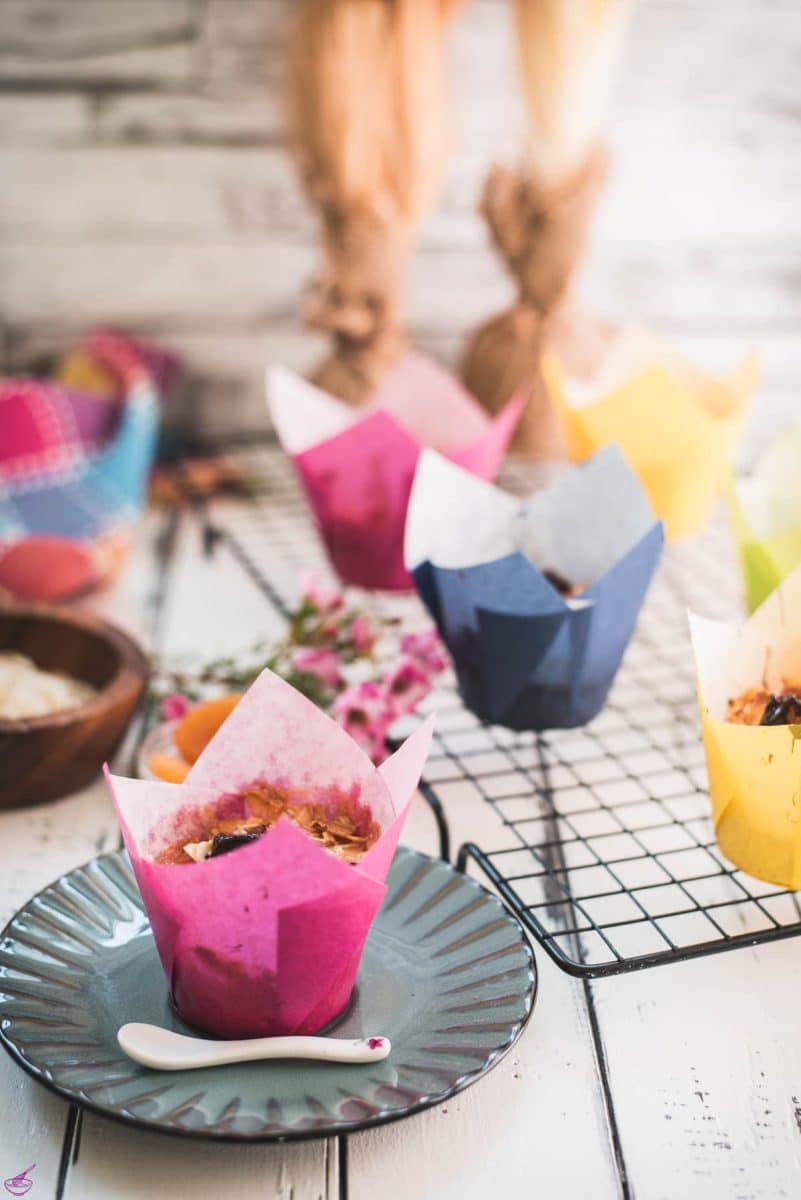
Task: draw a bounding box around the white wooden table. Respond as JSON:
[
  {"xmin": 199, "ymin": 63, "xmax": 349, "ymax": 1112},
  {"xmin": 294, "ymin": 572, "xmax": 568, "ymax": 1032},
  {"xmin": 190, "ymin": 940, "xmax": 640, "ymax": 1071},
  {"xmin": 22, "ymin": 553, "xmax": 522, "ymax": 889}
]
[
  {"xmin": 2, "ymin": 0, "xmax": 801, "ymax": 1193},
  {"xmin": 3, "ymin": 452, "xmax": 801, "ymax": 1200}
]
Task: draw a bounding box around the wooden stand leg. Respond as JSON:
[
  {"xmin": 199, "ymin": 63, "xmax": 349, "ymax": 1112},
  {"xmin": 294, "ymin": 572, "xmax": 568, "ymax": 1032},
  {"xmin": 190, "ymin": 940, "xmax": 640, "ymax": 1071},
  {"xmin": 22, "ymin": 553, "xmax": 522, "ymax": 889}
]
[
  {"xmin": 460, "ymin": 149, "xmax": 607, "ymax": 458},
  {"xmin": 461, "ymin": 0, "xmax": 632, "ymax": 457},
  {"xmin": 286, "ymin": 0, "xmax": 463, "ymax": 406}
]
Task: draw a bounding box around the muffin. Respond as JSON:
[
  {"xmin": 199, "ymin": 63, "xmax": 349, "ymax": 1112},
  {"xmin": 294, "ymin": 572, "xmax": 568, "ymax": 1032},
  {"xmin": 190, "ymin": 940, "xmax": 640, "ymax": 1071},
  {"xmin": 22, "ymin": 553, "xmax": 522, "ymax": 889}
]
[
  {"xmin": 107, "ymin": 668, "xmax": 433, "ymax": 1038},
  {"xmin": 405, "ymin": 444, "xmax": 663, "ymax": 730},
  {"xmin": 690, "ymin": 562, "xmax": 801, "ymax": 888},
  {"xmin": 265, "ymin": 356, "xmax": 522, "ymax": 591}
]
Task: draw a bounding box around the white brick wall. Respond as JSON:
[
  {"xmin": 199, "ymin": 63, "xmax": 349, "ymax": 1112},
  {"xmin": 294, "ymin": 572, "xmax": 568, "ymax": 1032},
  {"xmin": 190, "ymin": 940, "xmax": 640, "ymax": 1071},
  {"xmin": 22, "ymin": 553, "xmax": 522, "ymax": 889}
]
[{"xmin": 1, "ymin": 0, "xmax": 799, "ymax": 445}]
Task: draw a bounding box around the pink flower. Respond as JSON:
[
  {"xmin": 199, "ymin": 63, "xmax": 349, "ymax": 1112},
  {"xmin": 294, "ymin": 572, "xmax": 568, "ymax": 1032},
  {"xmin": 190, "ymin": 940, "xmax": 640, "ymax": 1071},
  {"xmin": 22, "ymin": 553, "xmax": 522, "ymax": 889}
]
[
  {"xmin": 299, "ymin": 570, "xmax": 344, "ymax": 613},
  {"xmin": 400, "ymin": 630, "xmax": 447, "ymax": 676},
  {"xmin": 348, "ymin": 614, "xmax": 375, "ymax": 656},
  {"xmin": 291, "ymin": 646, "xmax": 343, "ymax": 690},
  {"xmin": 333, "ymin": 681, "xmax": 392, "ymax": 763},
  {"xmin": 365, "ymin": 739, "xmax": 390, "ymax": 765},
  {"xmin": 382, "ymin": 655, "xmax": 432, "ymax": 718},
  {"xmin": 333, "ymin": 680, "xmax": 389, "ymax": 729},
  {"xmin": 161, "ymin": 692, "xmax": 191, "ymax": 721}
]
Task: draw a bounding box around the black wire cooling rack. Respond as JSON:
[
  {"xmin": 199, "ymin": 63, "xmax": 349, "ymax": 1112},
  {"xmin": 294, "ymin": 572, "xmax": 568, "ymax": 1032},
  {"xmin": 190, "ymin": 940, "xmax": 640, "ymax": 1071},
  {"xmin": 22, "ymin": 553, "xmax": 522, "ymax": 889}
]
[{"xmin": 204, "ymin": 441, "xmax": 801, "ymax": 979}]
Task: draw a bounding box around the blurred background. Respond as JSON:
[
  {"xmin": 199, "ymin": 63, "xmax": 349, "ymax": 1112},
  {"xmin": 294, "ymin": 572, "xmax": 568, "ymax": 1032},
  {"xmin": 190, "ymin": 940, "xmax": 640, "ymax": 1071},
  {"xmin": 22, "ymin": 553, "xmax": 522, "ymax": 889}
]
[{"xmin": 0, "ymin": 0, "xmax": 798, "ymax": 448}]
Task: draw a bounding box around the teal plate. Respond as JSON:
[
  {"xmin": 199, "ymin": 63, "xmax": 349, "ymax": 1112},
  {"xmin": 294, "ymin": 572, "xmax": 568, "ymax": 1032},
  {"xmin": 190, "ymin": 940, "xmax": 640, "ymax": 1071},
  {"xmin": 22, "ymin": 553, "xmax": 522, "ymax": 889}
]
[{"xmin": 0, "ymin": 847, "xmax": 536, "ymax": 1142}]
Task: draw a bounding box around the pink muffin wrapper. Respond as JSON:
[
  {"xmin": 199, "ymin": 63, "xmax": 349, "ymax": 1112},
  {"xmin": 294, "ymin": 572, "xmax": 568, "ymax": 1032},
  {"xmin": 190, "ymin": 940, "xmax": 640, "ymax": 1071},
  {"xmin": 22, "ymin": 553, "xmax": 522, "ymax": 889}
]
[
  {"xmin": 266, "ymin": 352, "xmax": 524, "ymax": 591},
  {"xmin": 106, "ymin": 669, "xmax": 434, "ymax": 1038}
]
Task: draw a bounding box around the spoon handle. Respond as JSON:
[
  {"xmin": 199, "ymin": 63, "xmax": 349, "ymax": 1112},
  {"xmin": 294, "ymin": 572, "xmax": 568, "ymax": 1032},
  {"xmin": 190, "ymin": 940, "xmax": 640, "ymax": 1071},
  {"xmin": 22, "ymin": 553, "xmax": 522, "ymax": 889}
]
[{"xmin": 217, "ymin": 1035, "xmax": 391, "ymax": 1066}]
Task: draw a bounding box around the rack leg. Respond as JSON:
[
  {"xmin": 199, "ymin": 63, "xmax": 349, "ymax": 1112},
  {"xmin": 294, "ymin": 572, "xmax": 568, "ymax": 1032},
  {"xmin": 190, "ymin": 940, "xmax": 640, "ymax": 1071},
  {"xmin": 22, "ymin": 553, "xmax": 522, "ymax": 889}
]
[{"xmin": 419, "ymin": 781, "xmax": 451, "ymax": 862}]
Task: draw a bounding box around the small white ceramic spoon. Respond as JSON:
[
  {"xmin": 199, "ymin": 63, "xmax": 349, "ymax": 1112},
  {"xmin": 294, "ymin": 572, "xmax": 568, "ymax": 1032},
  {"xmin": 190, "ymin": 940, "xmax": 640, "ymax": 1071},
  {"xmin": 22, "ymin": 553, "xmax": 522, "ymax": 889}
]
[{"xmin": 118, "ymin": 1023, "xmax": 391, "ymax": 1071}]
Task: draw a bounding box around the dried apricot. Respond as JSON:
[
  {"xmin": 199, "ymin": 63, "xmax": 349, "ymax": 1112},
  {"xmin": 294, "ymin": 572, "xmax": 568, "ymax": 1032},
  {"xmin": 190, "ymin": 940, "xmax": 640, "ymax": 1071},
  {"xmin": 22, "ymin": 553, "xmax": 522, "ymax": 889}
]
[
  {"xmin": 173, "ymin": 694, "xmax": 240, "ymax": 764},
  {"xmin": 148, "ymin": 752, "xmax": 191, "ymax": 784}
]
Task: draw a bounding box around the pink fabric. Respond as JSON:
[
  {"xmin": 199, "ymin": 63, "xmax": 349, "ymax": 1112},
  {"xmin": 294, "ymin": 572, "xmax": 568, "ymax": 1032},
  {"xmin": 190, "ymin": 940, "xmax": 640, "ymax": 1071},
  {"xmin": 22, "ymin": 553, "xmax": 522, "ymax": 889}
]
[
  {"xmin": 0, "ymin": 329, "xmax": 167, "ymax": 602},
  {"xmin": 0, "ymin": 380, "xmax": 90, "ymax": 485}
]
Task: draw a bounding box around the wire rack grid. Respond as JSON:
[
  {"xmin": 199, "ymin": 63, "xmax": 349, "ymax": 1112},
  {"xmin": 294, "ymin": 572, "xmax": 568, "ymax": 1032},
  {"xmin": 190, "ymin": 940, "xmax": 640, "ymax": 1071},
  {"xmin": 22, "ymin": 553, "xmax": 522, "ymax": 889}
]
[{"xmin": 205, "ymin": 442, "xmax": 801, "ymax": 979}]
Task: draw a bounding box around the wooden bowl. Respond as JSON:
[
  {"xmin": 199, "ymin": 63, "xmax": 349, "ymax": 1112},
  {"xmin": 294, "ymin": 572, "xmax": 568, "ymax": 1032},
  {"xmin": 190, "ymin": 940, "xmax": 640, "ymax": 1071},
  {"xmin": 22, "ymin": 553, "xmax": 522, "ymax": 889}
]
[{"xmin": 0, "ymin": 605, "xmax": 150, "ymax": 809}]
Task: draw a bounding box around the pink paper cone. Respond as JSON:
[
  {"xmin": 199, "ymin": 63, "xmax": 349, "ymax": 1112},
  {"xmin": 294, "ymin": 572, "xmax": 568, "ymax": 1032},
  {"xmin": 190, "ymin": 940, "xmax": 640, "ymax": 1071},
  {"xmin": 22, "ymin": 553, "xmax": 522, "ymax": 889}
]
[
  {"xmin": 106, "ymin": 669, "xmax": 434, "ymax": 1038},
  {"xmin": 266, "ymin": 353, "xmax": 524, "ymax": 591}
]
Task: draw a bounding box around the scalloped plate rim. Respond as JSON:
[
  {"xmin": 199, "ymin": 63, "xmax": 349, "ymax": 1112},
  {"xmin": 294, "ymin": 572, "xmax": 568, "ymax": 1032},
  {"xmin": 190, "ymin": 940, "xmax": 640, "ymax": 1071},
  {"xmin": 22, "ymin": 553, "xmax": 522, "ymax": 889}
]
[{"xmin": 0, "ymin": 846, "xmax": 538, "ymax": 1143}]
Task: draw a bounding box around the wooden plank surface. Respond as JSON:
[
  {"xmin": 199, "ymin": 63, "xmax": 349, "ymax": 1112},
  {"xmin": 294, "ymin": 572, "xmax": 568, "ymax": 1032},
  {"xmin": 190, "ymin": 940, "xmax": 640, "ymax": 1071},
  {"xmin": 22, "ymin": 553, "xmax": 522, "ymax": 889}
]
[
  {"xmin": 594, "ymin": 943, "xmax": 801, "ymax": 1200},
  {"xmin": 69, "ymin": 1115, "xmax": 338, "ymax": 1200},
  {"xmin": 2, "ymin": 115, "xmax": 799, "ymax": 248},
  {"xmin": 1, "ymin": 0, "xmax": 800, "ymax": 436},
  {"xmin": 0, "ymin": 0, "xmax": 201, "ymax": 88}
]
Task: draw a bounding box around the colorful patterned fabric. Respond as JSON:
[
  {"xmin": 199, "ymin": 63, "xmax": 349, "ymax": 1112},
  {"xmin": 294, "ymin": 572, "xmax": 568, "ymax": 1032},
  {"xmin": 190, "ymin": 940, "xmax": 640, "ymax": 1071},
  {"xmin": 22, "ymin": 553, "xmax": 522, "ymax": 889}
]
[{"xmin": 0, "ymin": 330, "xmax": 170, "ymax": 602}]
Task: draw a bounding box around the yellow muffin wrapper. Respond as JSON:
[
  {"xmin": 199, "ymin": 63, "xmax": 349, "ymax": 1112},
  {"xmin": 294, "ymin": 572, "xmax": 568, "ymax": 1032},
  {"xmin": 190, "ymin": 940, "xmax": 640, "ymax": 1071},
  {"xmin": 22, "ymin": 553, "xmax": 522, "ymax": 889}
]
[
  {"xmin": 690, "ymin": 569, "xmax": 801, "ymax": 888},
  {"xmin": 543, "ymin": 351, "xmax": 757, "ymax": 541},
  {"xmin": 700, "ymin": 707, "xmax": 801, "ymax": 889}
]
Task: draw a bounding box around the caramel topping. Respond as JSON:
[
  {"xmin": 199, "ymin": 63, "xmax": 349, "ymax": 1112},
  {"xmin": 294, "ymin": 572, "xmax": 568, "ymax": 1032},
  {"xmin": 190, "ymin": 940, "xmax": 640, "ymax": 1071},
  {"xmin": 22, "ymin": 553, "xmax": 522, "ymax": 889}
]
[
  {"xmin": 154, "ymin": 841, "xmax": 196, "ymax": 866},
  {"xmin": 542, "ymin": 568, "xmax": 585, "ymax": 598},
  {"xmin": 726, "ymin": 685, "xmax": 801, "ymax": 726},
  {"xmin": 154, "ymin": 782, "xmax": 380, "ymax": 866}
]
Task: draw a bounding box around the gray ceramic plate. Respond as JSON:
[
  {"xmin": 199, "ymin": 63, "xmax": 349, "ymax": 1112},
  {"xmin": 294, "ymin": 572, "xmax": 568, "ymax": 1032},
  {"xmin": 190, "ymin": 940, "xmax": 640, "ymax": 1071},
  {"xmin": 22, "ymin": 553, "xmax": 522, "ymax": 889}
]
[{"xmin": 0, "ymin": 847, "xmax": 536, "ymax": 1141}]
